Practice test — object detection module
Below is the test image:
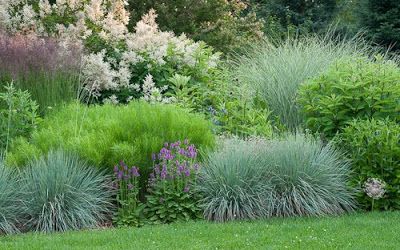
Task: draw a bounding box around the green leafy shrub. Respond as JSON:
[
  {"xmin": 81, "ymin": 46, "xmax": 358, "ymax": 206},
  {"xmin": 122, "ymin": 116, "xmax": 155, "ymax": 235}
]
[
  {"xmin": 0, "ymin": 83, "xmax": 39, "ymax": 152},
  {"xmin": 198, "ymin": 135, "xmax": 355, "ymax": 221},
  {"xmin": 339, "ymin": 119, "xmax": 400, "ymax": 210},
  {"xmin": 7, "ymin": 102, "xmax": 215, "ymax": 178},
  {"xmin": 299, "ymin": 56, "xmax": 400, "ymax": 138},
  {"xmin": 0, "ymin": 156, "xmax": 21, "ymax": 234},
  {"xmin": 20, "ymin": 151, "xmax": 114, "ymax": 232},
  {"xmin": 197, "ymin": 138, "xmax": 270, "ymax": 222},
  {"xmin": 169, "ymin": 73, "xmax": 273, "ymax": 137},
  {"xmin": 235, "ymin": 34, "xmax": 369, "ymax": 131},
  {"xmin": 113, "ymin": 161, "xmax": 144, "ymax": 227},
  {"xmin": 145, "ymin": 140, "xmax": 202, "ymax": 224}
]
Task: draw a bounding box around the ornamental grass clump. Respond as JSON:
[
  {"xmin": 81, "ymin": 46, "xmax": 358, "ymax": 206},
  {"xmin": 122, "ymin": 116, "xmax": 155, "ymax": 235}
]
[
  {"xmin": 262, "ymin": 135, "xmax": 356, "ymax": 217},
  {"xmin": 20, "ymin": 151, "xmax": 114, "ymax": 233},
  {"xmin": 145, "ymin": 140, "xmax": 202, "ymax": 224},
  {"xmin": 0, "ymin": 156, "xmax": 21, "ymax": 234},
  {"xmin": 234, "ymin": 34, "xmax": 372, "ymax": 131},
  {"xmin": 197, "ymin": 138, "xmax": 271, "ymax": 222},
  {"xmin": 0, "ymin": 33, "xmax": 82, "ymax": 115},
  {"xmin": 198, "ymin": 135, "xmax": 356, "ymax": 222}
]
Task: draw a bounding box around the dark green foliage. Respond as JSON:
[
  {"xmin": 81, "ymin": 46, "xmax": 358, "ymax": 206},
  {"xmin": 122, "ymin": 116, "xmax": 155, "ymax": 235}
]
[
  {"xmin": 127, "ymin": 0, "xmax": 264, "ymax": 54},
  {"xmin": 20, "ymin": 151, "xmax": 114, "ymax": 232},
  {"xmin": 299, "ymin": 56, "xmax": 400, "ymax": 138},
  {"xmin": 0, "ymin": 156, "xmax": 21, "ymax": 234},
  {"xmin": 0, "ymin": 84, "xmax": 39, "ymax": 152},
  {"xmin": 357, "ymin": 0, "xmax": 400, "ymax": 51},
  {"xmin": 339, "ymin": 119, "xmax": 400, "ymax": 210},
  {"xmin": 145, "ymin": 190, "xmax": 202, "ymax": 224},
  {"xmin": 6, "ymin": 102, "xmax": 215, "ymax": 179},
  {"xmin": 250, "ymin": 0, "xmax": 338, "ymax": 36}
]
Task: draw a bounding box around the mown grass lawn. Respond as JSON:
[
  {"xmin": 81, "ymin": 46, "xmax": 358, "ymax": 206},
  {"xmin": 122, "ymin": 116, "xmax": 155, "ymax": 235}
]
[{"xmin": 1, "ymin": 212, "xmax": 398, "ymax": 250}]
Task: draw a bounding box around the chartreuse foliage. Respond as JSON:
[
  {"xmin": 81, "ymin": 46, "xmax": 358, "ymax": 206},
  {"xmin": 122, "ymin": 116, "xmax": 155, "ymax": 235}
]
[
  {"xmin": 299, "ymin": 56, "xmax": 400, "ymax": 138},
  {"xmin": 339, "ymin": 119, "xmax": 400, "ymax": 210},
  {"xmin": 6, "ymin": 102, "xmax": 215, "ymax": 177}
]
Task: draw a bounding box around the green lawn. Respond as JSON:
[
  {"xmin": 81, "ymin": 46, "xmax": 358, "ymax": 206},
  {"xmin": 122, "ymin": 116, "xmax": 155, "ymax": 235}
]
[{"xmin": 1, "ymin": 212, "xmax": 399, "ymax": 250}]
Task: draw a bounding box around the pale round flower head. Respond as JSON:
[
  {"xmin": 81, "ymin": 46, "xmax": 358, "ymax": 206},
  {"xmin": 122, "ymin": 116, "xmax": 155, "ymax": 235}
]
[{"xmin": 364, "ymin": 178, "xmax": 386, "ymax": 200}]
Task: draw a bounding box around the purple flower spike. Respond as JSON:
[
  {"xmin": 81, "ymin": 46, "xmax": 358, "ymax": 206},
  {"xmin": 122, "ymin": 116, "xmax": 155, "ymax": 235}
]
[
  {"xmin": 127, "ymin": 184, "xmax": 134, "ymax": 190},
  {"xmin": 183, "ymin": 185, "xmax": 190, "ymax": 193},
  {"xmin": 184, "ymin": 139, "xmax": 189, "ymax": 145},
  {"xmin": 154, "ymin": 165, "xmax": 160, "ymax": 175},
  {"xmin": 160, "ymin": 164, "xmax": 168, "ymax": 179},
  {"xmin": 184, "ymin": 168, "xmax": 190, "ymax": 177},
  {"xmin": 152, "ymin": 153, "xmax": 156, "ymax": 161},
  {"xmin": 164, "ymin": 142, "xmax": 169, "ymax": 148},
  {"xmin": 193, "ymin": 163, "xmax": 200, "ymax": 171},
  {"xmin": 178, "ymin": 165, "xmax": 185, "ymax": 174},
  {"xmin": 131, "ymin": 166, "xmax": 140, "ymax": 177},
  {"xmin": 113, "ymin": 165, "xmax": 119, "ymax": 173},
  {"xmin": 117, "ymin": 171, "xmax": 123, "ymax": 180},
  {"xmin": 178, "ymin": 148, "xmax": 186, "ymax": 156}
]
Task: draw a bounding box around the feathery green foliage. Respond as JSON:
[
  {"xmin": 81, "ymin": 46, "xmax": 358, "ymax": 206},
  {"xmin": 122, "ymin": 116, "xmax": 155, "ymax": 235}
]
[
  {"xmin": 7, "ymin": 102, "xmax": 215, "ymax": 178},
  {"xmin": 0, "ymin": 155, "xmax": 21, "ymax": 234},
  {"xmin": 234, "ymin": 34, "xmax": 371, "ymax": 131},
  {"xmin": 20, "ymin": 151, "xmax": 114, "ymax": 233}
]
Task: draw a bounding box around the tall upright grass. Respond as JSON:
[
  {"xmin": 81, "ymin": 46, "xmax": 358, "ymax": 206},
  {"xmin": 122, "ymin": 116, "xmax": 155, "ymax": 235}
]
[
  {"xmin": 0, "ymin": 33, "xmax": 82, "ymax": 115},
  {"xmin": 234, "ymin": 33, "xmax": 373, "ymax": 131}
]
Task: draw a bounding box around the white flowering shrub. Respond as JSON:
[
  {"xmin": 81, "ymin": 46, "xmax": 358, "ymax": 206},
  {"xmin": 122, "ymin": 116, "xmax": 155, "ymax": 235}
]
[
  {"xmin": 1, "ymin": 2, "xmax": 222, "ymax": 103},
  {"xmin": 0, "ymin": 1, "xmax": 271, "ymax": 137}
]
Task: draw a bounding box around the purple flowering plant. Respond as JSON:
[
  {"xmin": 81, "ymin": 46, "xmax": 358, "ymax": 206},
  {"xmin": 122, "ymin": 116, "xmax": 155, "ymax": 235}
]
[
  {"xmin": 113, "ymin": 161, "xmax": 143, "ymax": 227},
  {"xmin": 145, "ymin": 139, "xmax": 202, "ymax": 224}
]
